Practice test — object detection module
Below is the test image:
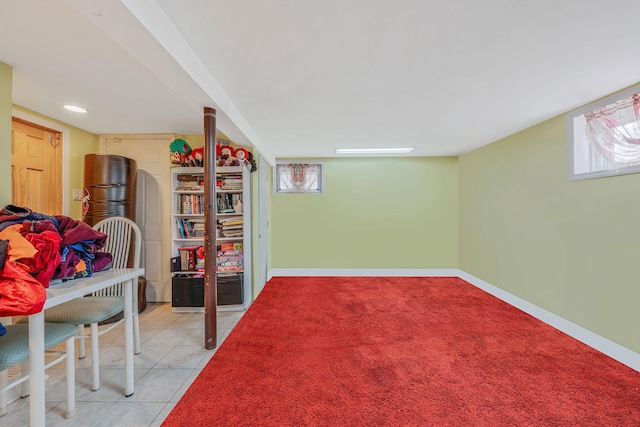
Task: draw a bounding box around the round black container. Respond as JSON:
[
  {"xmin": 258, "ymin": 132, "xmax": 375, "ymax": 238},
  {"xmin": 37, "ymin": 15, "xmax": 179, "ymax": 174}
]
[{"xmin": 83, "ymin": 154, "xmax": 137, "ymax": 226}]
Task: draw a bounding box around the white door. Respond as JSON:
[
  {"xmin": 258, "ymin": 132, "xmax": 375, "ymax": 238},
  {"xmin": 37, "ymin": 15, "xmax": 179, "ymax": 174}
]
[
  {"xmin": 102, "ymin": 133, "xmax": 175, "ymax": 302},
  {"xmin": 258, "ymin": 156, "xmax": 269, "ymax": 294}
]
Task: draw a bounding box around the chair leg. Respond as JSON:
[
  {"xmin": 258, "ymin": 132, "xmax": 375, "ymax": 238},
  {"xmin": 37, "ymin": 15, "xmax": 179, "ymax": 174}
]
[
  {"xmin": 133, "ymin": 307, "xmax": 141, "ymax": 355},
  {"xmin": 77, "ymin": 324, "xmax": 86, "ymax": 359},
  {"xmin": 19, "ymin": 361, "xmax": 29, "ymax": 398},
  {"xmin": 65, "ymin": 336, "xmax": 76, "ymax": 419},
  {"xmin": 90, "ymin": 323, "xmax": 100, "ymax": 391},
  {"xmin": 0, "ymin": 369, "xmax": 7, "ymax": 416}
]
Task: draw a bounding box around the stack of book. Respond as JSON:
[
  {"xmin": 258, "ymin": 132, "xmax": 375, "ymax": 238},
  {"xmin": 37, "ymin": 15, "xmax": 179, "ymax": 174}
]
[
  {"xmin": 217, "ymin": 242, "xmax": 243, "ymax": 272},
  {"xmin": 217, "ymin": 216, "xmax": 243, "ymax": 238},
  {"xmin": 176, "ymin": 174, "xmax": 204, "ymax": 191},
  {"xmin": 216, "ymin": 173, "xmax": 242, "ymax": 190}
]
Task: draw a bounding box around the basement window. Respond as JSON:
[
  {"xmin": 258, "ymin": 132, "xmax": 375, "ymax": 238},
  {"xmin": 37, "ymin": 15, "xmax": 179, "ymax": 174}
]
[
  {"xmin": 274, "ymin": 161, "xmax": 324, "ymax": 194},
  {"xmin": 568, "ymin": 83, "xmax": 640, "ymax": 180}
]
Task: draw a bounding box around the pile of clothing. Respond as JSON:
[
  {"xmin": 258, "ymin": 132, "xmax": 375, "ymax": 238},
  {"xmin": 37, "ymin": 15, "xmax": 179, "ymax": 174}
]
[
  {"xmin": 0, "ymin": 204, "xmax": 113, "ymax": 317},
  {"xmin": 0, "ymin": 204, "xmax": 113, "ymax": 286}
]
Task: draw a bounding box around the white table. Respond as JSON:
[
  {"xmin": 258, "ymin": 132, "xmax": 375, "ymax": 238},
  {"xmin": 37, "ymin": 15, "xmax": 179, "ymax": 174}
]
[{"xmin": 27, "ymin": 268, "xmax": 145, "ymax": 427}]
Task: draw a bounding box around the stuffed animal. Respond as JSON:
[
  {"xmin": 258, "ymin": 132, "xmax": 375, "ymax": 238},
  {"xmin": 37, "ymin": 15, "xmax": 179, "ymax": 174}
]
[
  {"xmin": 220, "ymin": 146, "xmax": 234, "ymax": 158},
  {"xmin": 191, "ymin": 147, "xmax": 204, "ymax": 167},
  {"xmin": 247, "ymin": 150, "xmax": 257, "ymax": 172},
  {"xmin": 217, "ymin": 145, "xmax": 241, "ymax": 166},
  {"xmin": 234, "ymin": 147, "xmax": 257, "ymax": 171},
  {"xmin": 235, "ymin": 148, "xmax": 249, "ymax": 163},
  {"xmin": 185, "ymin": 151, "xmax": 196, "ymax": 167},
  {"xmin": 170, "ymin": 151, "xmax": 182, "ymax": 165},
  {"xmin": 170, "ymin": 138, "xmax": 192, "ymax": 166}
]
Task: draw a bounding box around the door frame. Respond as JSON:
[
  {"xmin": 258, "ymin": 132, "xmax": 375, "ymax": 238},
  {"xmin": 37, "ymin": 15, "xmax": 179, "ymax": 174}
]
[
  {"xmin": 258, "ymin": 156, "xmax": 269, "ymax": 294},
  {"xmin": 12, "ymin": 109, "xmax": 71, "ymax": 215}
]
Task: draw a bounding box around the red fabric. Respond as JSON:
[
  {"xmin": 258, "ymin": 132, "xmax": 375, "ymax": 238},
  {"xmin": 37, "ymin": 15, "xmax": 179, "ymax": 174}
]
[
  {"xmin": 163, "ymin": 277, "xmax": 640, "ymax": 427},
  {"xmin": 22, "ymin": 230, "xmax": 62, "ymax": 287},
  {"xmin": 0, "ymin": 261, "xmax": 46, "ymax": 316}
]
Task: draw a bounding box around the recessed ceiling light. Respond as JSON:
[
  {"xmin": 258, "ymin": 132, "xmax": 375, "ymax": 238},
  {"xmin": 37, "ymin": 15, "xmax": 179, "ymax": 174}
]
[
  {"xmin": 335, "ymin": 147, "xmax": 414, "ymax": 154},
  {"xmin": 63, "ymin": 104, "xmax": 88, "ymax": 113}
]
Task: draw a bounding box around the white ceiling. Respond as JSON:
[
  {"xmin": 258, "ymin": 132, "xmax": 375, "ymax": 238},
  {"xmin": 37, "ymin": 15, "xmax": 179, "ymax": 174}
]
[{"xmin": 2, "ymin": 0, "xmax": 640, "ymax": 163}]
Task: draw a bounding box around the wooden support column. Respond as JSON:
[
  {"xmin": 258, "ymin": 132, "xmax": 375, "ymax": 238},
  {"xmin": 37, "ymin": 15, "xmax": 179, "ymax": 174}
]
[{"xmin": 203, "ymin": 107, "xmax": 217, "ymax": 350}]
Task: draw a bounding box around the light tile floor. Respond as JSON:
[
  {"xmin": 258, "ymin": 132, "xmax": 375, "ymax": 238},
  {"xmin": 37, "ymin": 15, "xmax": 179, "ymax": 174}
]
[{"xmin": 3, "ymin": 303, "xmax": 245, "ymax": 426}]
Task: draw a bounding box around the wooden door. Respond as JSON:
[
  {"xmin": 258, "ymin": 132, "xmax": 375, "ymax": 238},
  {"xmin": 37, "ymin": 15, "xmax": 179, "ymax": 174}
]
[{"xmin": 12, "ymin": 119, "xmax": 62, "ymax": 215}]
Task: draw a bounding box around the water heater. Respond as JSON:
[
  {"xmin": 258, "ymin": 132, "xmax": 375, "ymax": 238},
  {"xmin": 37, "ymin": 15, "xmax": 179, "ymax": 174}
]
[{"xmin": 83, "ymin": 153, "xmax": 137, "ymax": 226}]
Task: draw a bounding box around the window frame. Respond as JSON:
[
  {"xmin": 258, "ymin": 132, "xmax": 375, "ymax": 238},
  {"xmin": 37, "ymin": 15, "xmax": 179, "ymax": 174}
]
[
  {"xmin": 567, "ymin": 82, "xmax": 640, "ymax": 181},
  {"xmin": 273, "ymin": 160, "xmax": 325, "ymax": 194}
]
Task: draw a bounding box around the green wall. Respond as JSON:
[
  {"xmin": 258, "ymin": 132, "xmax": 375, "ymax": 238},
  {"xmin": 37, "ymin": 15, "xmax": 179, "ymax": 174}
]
[
  {"xmin": 459, "ymin": 114, "xmax": 640, "ymax": 352},
  {"xmin": 271, "ymin": 157, "xmax": 458, "ymax": 269},
  {"xmin": 0, "ymin": 62, "xmax": 12, "ymax": 206}
]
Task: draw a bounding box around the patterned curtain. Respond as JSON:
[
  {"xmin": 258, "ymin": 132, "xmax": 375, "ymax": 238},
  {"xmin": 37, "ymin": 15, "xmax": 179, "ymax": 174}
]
[
  {"xmin": 585, "ymin": 93, "xmax": 640, "ymax": 165},
  {"xmin": 277, "ymin": 163, "xmax": 322, "ymax": 193}
]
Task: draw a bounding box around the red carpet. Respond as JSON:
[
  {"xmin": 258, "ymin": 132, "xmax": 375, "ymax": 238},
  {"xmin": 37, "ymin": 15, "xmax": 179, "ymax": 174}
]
[{"xmin": 162, "ymin": 277, "xmax": 640, "ymax": 426}]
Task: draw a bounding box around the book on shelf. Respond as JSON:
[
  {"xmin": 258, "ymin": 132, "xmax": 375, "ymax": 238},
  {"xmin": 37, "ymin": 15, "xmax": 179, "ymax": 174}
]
[
  {"xmin": 216, "ymin": 241, "xmax": 243, "ymax": 272},
  {"xmin": 219, "ymin": 242, "xmax": 243, "ymax": 252},
  {"xmin": 221, "ymin": 231, "xmax": 243, "ymax": 238},
  {"xmin": 175, "ymin": 174, "xmax": 204, "ymax": 191},
  {"xmin": 218, "ymin": 215, "xmax": 242, "ymax": 223},
  {"xmin": 219, "ymin": 218, "xmax": 242, "ymax": 224},
  {"xmin": 216, "ymin": 193, "xmax": 242, "ymax": 213},
  {"xmin": 178, "ymin": 246, "xmax": 204, "ymax": 271},
  {"xmin": 175, "ymin": 218, "xmax": 206, "ymax": 238},
  {"xmin": 178, "ymin": 246, "xmax": 195, "ymax": 271},
  {"xmin": 221, "ymin": 224, "xmax": 243, "ymax": 230},
  {"xmin": 177, "ymin": 174, "xmax": 203, "ymax": 181},
  {"xmin": 176, "ymin": 219, "xmax": 186, "ymax": 238},
  {"xmin": 216, "ymin": 174, "xmax": 243, "ymax": 190},
  {"xmin": 217, "ymin": 266, "xmax": 243, "ymax": 272},
  {"xmin": 191, "ymin": 220, "xmax": 205, "ymax": 237},
  {"xmin": 178, "ymin": 194, "xmax": 204, "ymax": 214}
]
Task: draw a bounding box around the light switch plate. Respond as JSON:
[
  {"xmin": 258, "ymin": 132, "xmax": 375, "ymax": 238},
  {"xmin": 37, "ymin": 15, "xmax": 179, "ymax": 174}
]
[{"xmin": 73, "ymin": 189, "xmax": 83, "ymax": 201}]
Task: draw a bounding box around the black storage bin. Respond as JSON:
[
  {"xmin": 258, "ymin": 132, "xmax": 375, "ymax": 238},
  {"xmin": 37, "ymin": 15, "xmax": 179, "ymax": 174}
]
[
  {"xmin": 172, "ymin": 276, "xmax": 204, "ymax": 307},
  {"xmin": 217, "ymin": 273, "xmax": 243, "ymax": 306}
]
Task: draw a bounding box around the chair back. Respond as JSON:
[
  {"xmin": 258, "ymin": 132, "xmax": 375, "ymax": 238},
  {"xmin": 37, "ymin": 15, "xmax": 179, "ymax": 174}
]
[{"xmin": 91, "ymin": 216, "xmax": 142, "ymax": 296}]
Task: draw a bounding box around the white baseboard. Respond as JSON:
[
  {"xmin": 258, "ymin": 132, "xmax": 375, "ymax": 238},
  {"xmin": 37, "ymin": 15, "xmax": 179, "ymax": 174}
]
[
  {"xmin": 267, "ymin": 268, "xmax": 459, "ymax": 279},
  {"xmin": 266, "ymin": 267, "xmax": 640, "ymax": 372}
]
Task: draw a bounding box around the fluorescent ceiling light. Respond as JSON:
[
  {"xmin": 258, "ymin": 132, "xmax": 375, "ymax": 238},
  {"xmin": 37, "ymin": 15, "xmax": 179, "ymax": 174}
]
[
  {"xmin": 335, "ymin": 147, "xmax": 414, "ymax": 154},
  {"xmin": 63, "ymin": 104, "xmax": 88, "ymax": 113}
]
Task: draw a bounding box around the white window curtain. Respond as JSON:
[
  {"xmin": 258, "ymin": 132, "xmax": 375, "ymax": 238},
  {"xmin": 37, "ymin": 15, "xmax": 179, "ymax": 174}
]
[
  {"xmin": 584, "ymin": 93, "xmax": 640, "ymax": 166},
  {"xmin": 276, "ymin": 163, "xmax": 322, "ymax": 193}
]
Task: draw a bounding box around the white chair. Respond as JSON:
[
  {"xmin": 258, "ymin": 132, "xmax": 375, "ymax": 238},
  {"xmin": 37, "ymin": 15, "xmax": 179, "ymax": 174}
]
[
  {"xmin": 89, "ymin": 216, "xmax": 142, "ymax": 356},
  {"xmin": 0, "ymin": 323, "xmax": 78, "ymax": 419},
  {"xmin": 41, "ymin": 216, "xmax": 142, "ymax": 391}
]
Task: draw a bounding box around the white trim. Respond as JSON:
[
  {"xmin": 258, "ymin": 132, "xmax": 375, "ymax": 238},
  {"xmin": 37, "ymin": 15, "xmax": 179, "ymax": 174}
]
[
  {"xmin": 11, "ymin": 109, "xmax": 71, "ymax": 216},
  {"xmin": 268, "ymin": 268, "xmax": 459, "ymax": 278},
  {"xmin": 265, "ymin": 267, "xmax": 640, "ymax": 372}
]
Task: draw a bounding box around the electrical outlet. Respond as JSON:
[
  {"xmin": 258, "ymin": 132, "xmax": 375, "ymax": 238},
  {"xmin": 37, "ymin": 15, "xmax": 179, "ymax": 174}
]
[{"xmin": 73, "ymin": 189, "xmax": 83, "ymax": 201}]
